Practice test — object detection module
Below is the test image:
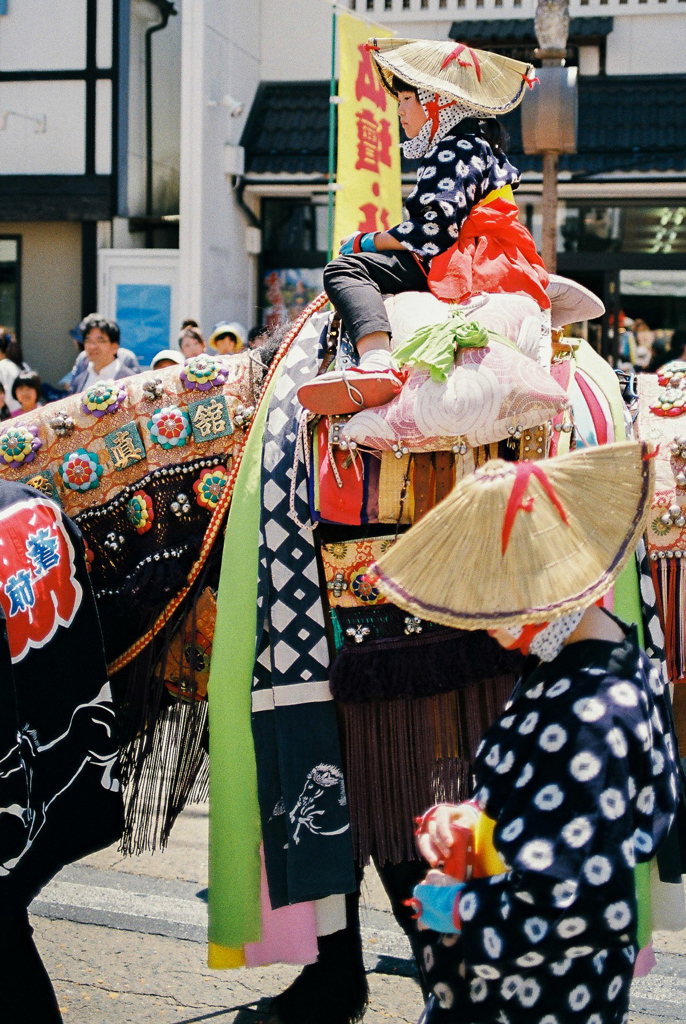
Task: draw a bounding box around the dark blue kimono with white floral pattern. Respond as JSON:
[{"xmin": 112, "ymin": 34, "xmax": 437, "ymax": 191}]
[
  {"xmin": 421, "ymin": 626, "xmax": 678, "ymax": 1024},
  {"xmin": 388, "ymin": 131, "xmax": 520, "ymax": 261}
]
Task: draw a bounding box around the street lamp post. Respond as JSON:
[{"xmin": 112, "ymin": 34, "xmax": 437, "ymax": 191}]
[{"xmin": 521, "ymin": 0, "xmax": 576, "ymax": 275}]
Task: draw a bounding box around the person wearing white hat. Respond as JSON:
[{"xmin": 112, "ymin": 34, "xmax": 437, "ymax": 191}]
[
  {"xmin": 208, "ymin": 321, "xmax": 246, "ymax": 355},
  {"xmin": 150, "ymin": 349, "xmax": 185, "ymax": 370}
]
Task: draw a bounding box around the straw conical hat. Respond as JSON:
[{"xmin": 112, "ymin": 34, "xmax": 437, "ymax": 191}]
[
  {"xmin": 373, "ymin": 442, "xmax": 654, "ymax": 630},
  {"xmin": 369, "ymin": 36, "xmax": 535, "ymax": 116}
]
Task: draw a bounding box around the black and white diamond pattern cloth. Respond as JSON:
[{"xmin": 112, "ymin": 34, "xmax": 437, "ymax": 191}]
[{"xmin": 250, "ymin": 311, "xmax": 355, "ymax": 909}]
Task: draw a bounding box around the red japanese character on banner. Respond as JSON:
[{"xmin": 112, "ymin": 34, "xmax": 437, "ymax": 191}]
[
  {"xmin": 0, "ymin": 499, "xmax": 82, "ymax": 663},
  {"xmin": 355, "ymin": 43, "xmax": 387, "ymax": 111},
  {"xmin": 354, "ymin": 110, "xmax": 393, "ymax": 174},
  {"xmin": 358, "ymin": 203, "xmax": 391, "ymax": 233}
]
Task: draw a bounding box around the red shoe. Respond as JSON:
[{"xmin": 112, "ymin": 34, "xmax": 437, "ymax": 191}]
[{"xmin": 298, "ymin": 368, "xmax": 405, "ymax": 416}]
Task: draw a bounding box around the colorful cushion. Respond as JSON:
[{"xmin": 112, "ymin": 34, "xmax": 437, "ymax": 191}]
[
  {"xmin": 384, "ymin": 291, "xmax": 551, "ymax": 367},
  {"xmin": 341, "ymin": 336, "xmax": 569, "ymax": 453}
]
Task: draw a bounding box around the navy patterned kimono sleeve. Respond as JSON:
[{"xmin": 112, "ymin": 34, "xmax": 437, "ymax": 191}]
[
  {"xmin": 456, "ymin": 652, "xmax": 678, "ymax": 978},
  {"xmin": 387, "ymin": 133, "xmax": 520, "ymax": 261}
]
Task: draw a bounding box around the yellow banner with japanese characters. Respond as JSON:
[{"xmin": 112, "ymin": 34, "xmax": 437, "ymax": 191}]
[{"xmin": 333, "ymin": 12, "xmax": 402, "ymax": 250}]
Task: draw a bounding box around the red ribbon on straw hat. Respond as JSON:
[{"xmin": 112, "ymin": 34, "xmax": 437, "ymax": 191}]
[
  {"xmin": 501, "ymin": 462, "xmax": 569, "ymax": 555},
  {"xmin": 440, "ymin": 43, "xmax": 482, "ymax": 82}
]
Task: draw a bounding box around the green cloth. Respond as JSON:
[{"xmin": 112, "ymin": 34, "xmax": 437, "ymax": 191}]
[
  {"xmin": 635, "ymin": 860, "xmax": 652, "ymax": 950},
  {"xmin": 393, "ymin": 313, "xmax": 489, "ymax": 383},
  {"xmin": 207, "ymin": 361, "xmax": 286, "ymax": 948}
]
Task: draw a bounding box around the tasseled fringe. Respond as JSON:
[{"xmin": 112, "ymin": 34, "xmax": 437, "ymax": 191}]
[
  {"xmin": 330, "ymin": 625, "xmax": 522, "ymax": 702},
  {"xmin": 651, "ymin": 558, "xmax": 686, "ymax": 684},
  {"xmin": 341, "ymin": 674, "xmax": 515, "ymax": 866},
  {"xmin": 113, "ymin": 561, "xmax": 217, "ymax": 855},
  {"xmin": 120, "ymin": 701, "xmax": 208, "ymax": 854}
]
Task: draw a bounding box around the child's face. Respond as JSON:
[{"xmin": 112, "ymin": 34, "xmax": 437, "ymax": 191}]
[
  {"xmin": 397, "ymin": 91, "xmax": 428, "ymax": 140},
  {"xmin": 0, "ymin": 389, "xmax": 5, "ymax": 408},
  {"xmin": 213, "ymin": 333, "xmax": 238, "ymax": 355},
  {"xmin": 16, "ymin": 385, "xmax": 38, "ymax": 410}
]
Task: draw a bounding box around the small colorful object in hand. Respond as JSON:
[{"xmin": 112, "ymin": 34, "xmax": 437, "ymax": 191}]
[
  {"xmin": 59, "ymin": 448, "xmax": 104, "ymax": 491},
  {"xmin": 193, "ymin": 466, "xmax": 228, "ymax": 510},
  {"xmin": 180, "ymin": 354, "xmax": 228, "ymax": 392},
  {"xmin": 126, "ymin": 490, "xmax": 155, "ymax": 534},
  {"xmin": 148, "ymin": 406, "xmax": 191, "ymax": 449},
  {"xmin": 0, "ymin": 424, "xmax": 41, "ymax": 469},
  {"xmin": 82, "ymin": 380, "xmax": 127, "ymax": 418},
  {"xmin": 658, "ymin": 360, "xmax": 686, "ymax": 388},
  {"xmin": 651, "ymin": 387, "xmax": 686, "ymax": 417}
]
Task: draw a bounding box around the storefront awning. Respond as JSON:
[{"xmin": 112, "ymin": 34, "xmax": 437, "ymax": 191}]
[
  {"xmin": 241, "ymin": 75, "xmax": 686, "ymax": 182},
  {"xmin": 241, "ymin": 82, "xmax": 331, "ymax": 177},
  {"xmin": 448, "ymin": 17, "xmax": 614, "ymax": 45}
]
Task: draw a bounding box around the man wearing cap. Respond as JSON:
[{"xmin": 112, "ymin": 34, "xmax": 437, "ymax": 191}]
[{"xmin": 150, "ymin": 349, "xmax": 185, "ymax": 371}]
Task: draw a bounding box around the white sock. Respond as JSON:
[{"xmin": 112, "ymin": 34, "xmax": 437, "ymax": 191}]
[{"xmin": 358, "ymin": 347, "xmax": 396, "ymax": 371}]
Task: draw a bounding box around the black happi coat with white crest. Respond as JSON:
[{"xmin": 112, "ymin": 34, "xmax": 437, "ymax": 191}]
[{"xmin": 0, "ymin": 481, "xmax": 123, "ymax": 909}]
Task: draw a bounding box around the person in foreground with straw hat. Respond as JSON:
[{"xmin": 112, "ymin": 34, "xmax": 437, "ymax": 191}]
[
  {"xmin": 298, "ymin": 37, "xmax": 547, "ymax": 416},
  {"xmin": 371, "ymin": 442, "xmax": 679, "ymax": 1024}
]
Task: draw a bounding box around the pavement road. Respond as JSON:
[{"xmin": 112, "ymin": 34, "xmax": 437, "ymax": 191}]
[{"xmin": 29, "ymin": 802, "xmax": 686, "ymax": 1023}]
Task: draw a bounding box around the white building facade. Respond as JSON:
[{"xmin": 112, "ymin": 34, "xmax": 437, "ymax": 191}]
[{"xmin": 2, "ymin": 0, "xmax": 685, "ymax": 378}]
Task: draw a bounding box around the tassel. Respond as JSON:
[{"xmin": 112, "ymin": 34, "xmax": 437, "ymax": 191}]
[{"xmin": 341, "ymin": 675, "xmax": 516, "ymax": 866}]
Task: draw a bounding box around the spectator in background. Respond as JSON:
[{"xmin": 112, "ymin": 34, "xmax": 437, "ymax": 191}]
[
  {"xmin": 648, "ymin": 327, "xmax": 686, "ymax": 373},
  {"xmin": 0, "ymin": 382, "xmax": 11, "ymax": 421},
  {"xmin": 11, "ymin": 371, "xmax": 42, "ymax": 417},
  {"xmin": 69, "ymin": 316, "xmax": 138, "ymax": 393},
  {"xmin": 179, "ymin": 326, "xmax": 206, "ymax": 358},
  {"xmin": 208, "ymin": 321, "xmax": 245, "ymax": 356},
  {"xmin": 150, "ymin": 349, "xmax": 185, "ymax": 371},
  {"xmin": 248, "ymin": 325, "xmax": 268, "ymax": 349},
  {"xmin": 0, "ymin": 328, "xmax": 30, "ymax": 414},
  {"xmin": 181, "ymin": 318, "xmax": 199, "ymax": 330},
  {"xmin": 66, "ymin": 314, "xmax": 140, "ymax": 392}
]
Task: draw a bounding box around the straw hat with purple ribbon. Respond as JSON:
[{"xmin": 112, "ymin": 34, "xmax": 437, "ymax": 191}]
[{"xmin": 372, "ymin": 442, "xmax": 655, "ymax": 630}]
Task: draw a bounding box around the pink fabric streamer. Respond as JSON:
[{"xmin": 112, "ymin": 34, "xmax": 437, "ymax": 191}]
[
  {"xmin": 244, "ymin": 846, "xmax": 319, "ymax": 967},
  {"xmin": 633, "ymin": 942, "xmax": 656, "ymax": 978}
]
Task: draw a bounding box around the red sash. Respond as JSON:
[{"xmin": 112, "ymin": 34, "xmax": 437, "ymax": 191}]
[{"xmin": 427, "ymin": 198, "xmax": 551, "ymax": 309}]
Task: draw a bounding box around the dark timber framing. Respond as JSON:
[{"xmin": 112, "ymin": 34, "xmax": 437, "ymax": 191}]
[
  {"xmin": 0, "ymin": 0, "xmax": 116, "ymax": 222},
  {"xmin": 0, "ymin": 234, "xmax": 23, "ymax": 343}
]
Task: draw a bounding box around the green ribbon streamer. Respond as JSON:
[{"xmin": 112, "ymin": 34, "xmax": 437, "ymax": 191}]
[{"xmin": 207, "ymin": 360, "xmax": 286, "ymax": 948}]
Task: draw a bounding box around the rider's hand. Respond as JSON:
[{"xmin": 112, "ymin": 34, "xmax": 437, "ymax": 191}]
[
  {"xmin": 339, "ymin": 232, "xmax": 377, "ymax": 256},
  {"xmin": 417, "ymin": 803, "xmax": 480, "ymax": 867},
  {"xmin": 339, "ymin": 233, "xmax": 359, "ymax": 255}
]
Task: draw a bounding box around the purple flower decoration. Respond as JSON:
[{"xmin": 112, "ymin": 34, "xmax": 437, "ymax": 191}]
[
  {"xmin": 82, "ymin": 380, "xmax": 127, "ymax": 418},
  {"xmin": 0, "ymin": 424, "xmax": 42, "ymax": 469},
  {"xmin": 180, "ymin": 354, "xmax": 228, "ymax": 392}
]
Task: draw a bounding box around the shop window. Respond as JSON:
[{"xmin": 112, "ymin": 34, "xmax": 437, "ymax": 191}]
[
  {"xmin": 0, "ymin": 237, "xmax": 20, "ymax": 338},
  {"xmin": 260, "ymin": 199, "xmax": 327, "ymax": 329},
  {"xmin": 562, "ymin": 205, "xmax": 686, "ymax": 256}
]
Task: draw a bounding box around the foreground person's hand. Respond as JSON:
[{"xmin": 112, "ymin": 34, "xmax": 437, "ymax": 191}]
[{"xmin": 416, "ymin": 802, "xmax": 479, "ymax": 866}]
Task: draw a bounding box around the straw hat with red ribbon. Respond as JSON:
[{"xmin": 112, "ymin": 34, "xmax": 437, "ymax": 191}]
[
  {"xmin": 368, "ymin": 36, "xmax": 537, "ymax": 116},
  {"xmin": 372, "ymin": 442, "xmax": 655, "ymax": 631}
]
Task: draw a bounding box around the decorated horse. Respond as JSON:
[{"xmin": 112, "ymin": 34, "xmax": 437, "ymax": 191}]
[{"xmin": 4, "ymin": 262, "xmax": 678, "ymax": 1019}]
